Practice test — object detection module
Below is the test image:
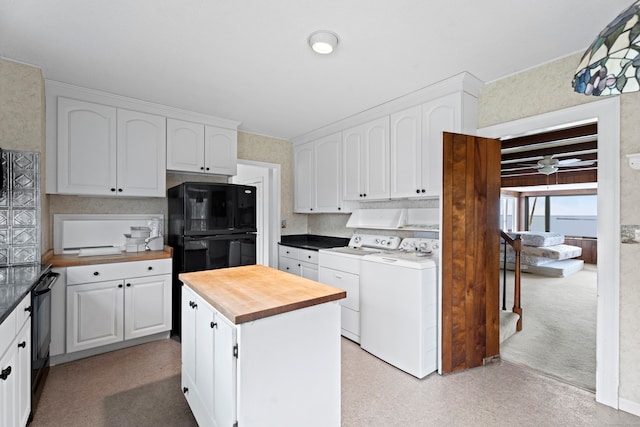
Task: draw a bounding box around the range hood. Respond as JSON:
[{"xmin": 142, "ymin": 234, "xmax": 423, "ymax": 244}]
[{"xmin": 346, "ymin": 208, "xmax": 439, "ymax": 231}]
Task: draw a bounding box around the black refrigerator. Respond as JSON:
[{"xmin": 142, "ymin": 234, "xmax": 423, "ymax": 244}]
[{"xmin": 168, "ymin": 182, "xmax": 257, "ymax": 337}]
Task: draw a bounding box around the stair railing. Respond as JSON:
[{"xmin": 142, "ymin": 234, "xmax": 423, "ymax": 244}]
[{"xmin": 500, "ymin": 231, "xmax": 523, "ymax": 331}]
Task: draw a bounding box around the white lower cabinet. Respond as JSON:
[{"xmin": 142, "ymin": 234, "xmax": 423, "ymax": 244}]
[
  {"xmin": 278, "ymin": 245, "xmax": 319, "ymax": 281},
  {"xmin": 182, "ymin": 286, "xmax": 236, "ymax": 427},
  {"xmin": 181, "ymin": 285, "xmax": 341, "ymax": 427},
  {"xmin": 0, "ymin": 293, "xmax": 31, "ymax": 427},
  {"xmin": 66, "ymin": 259, "xmax": 172, "ymax": 353}
]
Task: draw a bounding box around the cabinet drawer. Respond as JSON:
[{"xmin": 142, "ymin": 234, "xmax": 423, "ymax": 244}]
[
  {"xmin": 297, "ymin": 248, "xmax": 318, "ymax": 264},
  {"xmin": 278, "ymin": 245, "xmax": 298, "ymax": 259},
  {"xmin": 278, "ymin": 257, "xmax": 299, "ymax": 274},
  {"xmin": 67, "ymin": 258, "xmax": 172, "ymax": 285}
]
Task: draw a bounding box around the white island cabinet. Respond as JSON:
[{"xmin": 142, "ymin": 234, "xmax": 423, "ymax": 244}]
[{"xmin": 180, "ymin": 265, "xmax": 345, "ymax": 427}]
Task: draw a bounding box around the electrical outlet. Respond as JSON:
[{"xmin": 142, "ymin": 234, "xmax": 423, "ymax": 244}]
[{"xmin": 281, "ymin": 219, "xmax": 287, "ymax": 229}]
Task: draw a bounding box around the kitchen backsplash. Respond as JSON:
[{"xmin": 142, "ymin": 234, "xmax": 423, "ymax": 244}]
[{"xmin": 0, "ymin": 150, "xmax": 40, "ymax": 265}]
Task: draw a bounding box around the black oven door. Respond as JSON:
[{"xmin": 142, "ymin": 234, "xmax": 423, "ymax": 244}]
[{"xmin": 31, "ymin": 271, "xmax": 58, "ymax": 417}]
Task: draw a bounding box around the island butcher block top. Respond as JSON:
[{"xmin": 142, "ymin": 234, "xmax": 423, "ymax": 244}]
[{"xmin": 179, "ymin": 265, "xmax": 346, "ymax": 324}]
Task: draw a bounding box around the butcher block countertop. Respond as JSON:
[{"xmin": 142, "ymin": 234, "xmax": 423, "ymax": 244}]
[
  {"xmin": 179, "ymin": 265, "xmax": 346, "ymax": 324},
  {"xmin": 43, "ymin": 246, "xmax": 173, "ymax": 268}
]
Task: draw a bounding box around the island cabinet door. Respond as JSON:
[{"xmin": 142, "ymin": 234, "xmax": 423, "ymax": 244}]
[{"xmin": 213, "ymin": 313, "xmax": 237, "ymax": 427}]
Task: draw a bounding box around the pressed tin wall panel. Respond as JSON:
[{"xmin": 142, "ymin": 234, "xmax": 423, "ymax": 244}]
[{"xmin": 0, "ymin": 150, "xmax": 40, "ymax": 265}]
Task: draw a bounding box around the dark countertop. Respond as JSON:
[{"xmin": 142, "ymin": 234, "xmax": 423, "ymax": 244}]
[
  {"xmin": 280, "ymin": 234, "xmax": 350, "ymax": 251},
  {"xmin": 0, "ymin": 263, "xmax": 51, "ymax": 325}
]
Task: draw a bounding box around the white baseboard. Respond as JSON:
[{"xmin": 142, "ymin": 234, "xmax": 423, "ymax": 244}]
[{"xmin": 619, "ymin": 398, "xmax": 640, "ymax": 417}]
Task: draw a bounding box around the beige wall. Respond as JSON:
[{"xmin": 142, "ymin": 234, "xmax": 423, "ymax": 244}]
[
  {"xmin": 0, "ymin": 59, "xmax": 50, "ymax": 251},
  {"xmin": 478, "ymin": 52, "xmax": 640, "ymax": 406},
  {"xmin": 237, "ymin": 131, "xmax": 306, "ymax": 235}
]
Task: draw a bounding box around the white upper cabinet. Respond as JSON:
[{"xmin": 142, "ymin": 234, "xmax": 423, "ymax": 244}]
[
  {"xmin": 117, "ymin": 109, "xmax": 167, "ymax": 197},
  {"xmin": 166, "ymin": 119, "xmax": 204, "ymax": 173},
  {"xmin": 46, "ymin": 81, "xmax": 242, "ymax": 195},
  {"xmin": 205, "ymin": 126, "xmax": 237, "ymax": 176},
  {"xmin": 57, "ymin": 98, "xmax": 117, "ymax": 196},
  {"xmin": 293, "ymin": 132, "xmax": 344, "ymax": 213},
  {"xmin": 343, "ymin": 117, "xmax": 390, "ymax": 201},
  {"xmin": 293, "ymin": 141, "xmax": 314, "ymax": 212},
  {"xmin": 56, "ymin": 97, "xmax": 166, "ymax": 197},
  {"xmin": 389, "ymin": 93, "xmax": 476, "ymax": 198},
  {"xmin": 390, "ymin": 105, "xmax": 423, "ymax": 198},
  {"xmin": 166, "ymin": 118, "xmax": 238, "ymax": 176},
  {"xmin": 314, "ymin": 133, "xmax": 343, "ymax": 212}
]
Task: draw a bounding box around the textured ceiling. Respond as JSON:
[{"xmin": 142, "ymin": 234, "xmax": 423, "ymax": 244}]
[{"xmin": 0, "ymin": 0, "xmax": 634, "ymax": 140}]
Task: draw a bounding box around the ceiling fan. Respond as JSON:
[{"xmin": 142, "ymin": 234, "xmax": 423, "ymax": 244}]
[{"xmin": 523, "ymin": 155, "xmax": 596, "ymax": 175}]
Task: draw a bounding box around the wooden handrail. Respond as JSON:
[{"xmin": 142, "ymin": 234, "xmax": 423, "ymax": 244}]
[{"xmin": 500, "ymin": 231, "xmax": 523, "ymax": 331}]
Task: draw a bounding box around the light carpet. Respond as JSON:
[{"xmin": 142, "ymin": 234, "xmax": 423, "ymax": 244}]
[{"xmin": 500, "ymin": 264, "xmax": 597, "ymax": 391}]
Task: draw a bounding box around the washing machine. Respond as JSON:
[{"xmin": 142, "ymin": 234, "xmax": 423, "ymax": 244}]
[{"xmin": 360, "ymin": 238, "xmax": 439, "ymax": 379}]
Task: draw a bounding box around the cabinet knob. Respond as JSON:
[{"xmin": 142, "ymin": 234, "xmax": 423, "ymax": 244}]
[
  {"xmin": 110, "ymin": 188, "xmax": 116, "ymax": 192},
  {"xmin": 0, "ymin": 366, "xmax": 11, "ymax": 380},
  {"xmin": 206, "ymin": 167, "xmax": 210, "ymax": 171},
  {"xmin": 210, "ymin": 321, "xmax": 217, "ymax": 329},
  {"xmin": 118, "ymin": 284, "xmax": 123, "ymax": 288},
  {"xmin": 200, "ymin": 166, "xmax": 205, "ymax": 170},
  {"xmin": 148, "ymin": 266, "xmax": 153, "ymax": 271},
  {"xmin": 189, "ymin": 301, "xmax": 194, "ymax": 308},
  {"xmin": 363, "ymin": 193, "xmax": 367, "ymax": 197},
  {"xmin": 338, "ymin": 207, "xmax": 341, "ymax": 210},
  {"xmin": 421, "ymin": 189, "xmax": 426, "ymax": 193},
  {"xmin": 307, "ymin": 255, "xmax": 311, "ymax": 259},
  {"xmin": 18, "ymin": 341, "xmax": 26, "ymax": 349},
  {"xmin": 118, "ymin": 188, "xmax": 123, "ymax": 192},
  {"xmin": 416, "ymin": 189, "xmax": 420, "ymax": 194},
  {"xmin": 359, "ymin": 194, "xmax": 363, "ymax": 197},
  {"xmin": 183, "ymin": 387, "xmax": 189, "ymax": 394},
  {"xmin": 93, "ymin": 271, "xmax": 100, "ymax": 276},
  {"xmin": 126, "ymin": 283, "xmax": 131, "ymax": 287},
  {"xmin": 24, "ymin": 306, "xmax": 32, "ymax": 313},
  {"xmin": 310, "ymin": 208, "xmax": 313, "ymax": 211}
]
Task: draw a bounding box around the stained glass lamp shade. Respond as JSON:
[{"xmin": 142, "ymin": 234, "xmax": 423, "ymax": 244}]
[{"xmin": 573, "ymin": 0, "xmax": 640, "ymax": 96}]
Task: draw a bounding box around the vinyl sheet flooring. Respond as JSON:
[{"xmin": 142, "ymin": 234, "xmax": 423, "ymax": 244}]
[{"xmin": 30, "ymin": 338, "xmax": 640, "ymax": 427}]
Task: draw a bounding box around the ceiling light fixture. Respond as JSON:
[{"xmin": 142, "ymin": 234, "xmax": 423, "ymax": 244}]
[
  {"xmin": 308, "ymin": 30, "xmax": 339, "ymax": 55},
  {"xmin": 573, "ymin": 0, "xmax": 640, "ymax": 96}
]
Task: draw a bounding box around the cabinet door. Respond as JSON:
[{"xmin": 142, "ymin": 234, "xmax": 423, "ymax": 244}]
[
  {"xmin": 181, "ymin": 287, "xmax": 197, "ymax": 385},
  {"xmin": 343, "ymin": 117, "xmax": 390, "ymax": 201},
  {"xmin": 0, "ymin": 337, "xmax": 18, "ymax": 427},
  {"xmin": 314, "ymin": 133, "xmax": 343, "ymax": 212},
  {"xmin": 167, "ymin": 118, "xmax": 205, "ymax": 173},
  {"xmin": 117, "ymin": 109, "xmax": 167, "ymax": 197},
  {"xmin": 16, "ymin": 322, "xmax": 31, "ymax": 427},
  {"xmin": 195, "ymin": 295, "xmax": 215, "ymax": 423},
  {"xmin": 342, "ymin": 126, "xmax": 364, "ymax": 201},
  {"xmin": 299, "ymin": 262, "xmax": 318, "ymax": 281},
  {"xmin": 422, "ymin": 93, "xmax": 461, "ymax": 196},
  {"xmin": 67, "ymin": 280, "xmax": 124, "ymax": 353},
  {"xmin": 204, "ymin": 126, "xmax": 238, "ymax": 176},
  {"xmin": 390, "ymin": 105, "xmax": 422, "ymax": 198},
  {"xmin": 213, "ymin": 312, "xmax": 237, "ymax": 427},
  {"xmin": 124, "ymin": 274, "xmax": 172, "ymax": 340},
  {"xmin": 293, "ymin": 142, "xmax": 315, "ymax": 213},
  {"xmin": 57, "ymin": 97, "xmax": 117, "ymax": 195},
  {"xmin": 362, "ymin": 116, "xmax": 390, "ymax": 200}
]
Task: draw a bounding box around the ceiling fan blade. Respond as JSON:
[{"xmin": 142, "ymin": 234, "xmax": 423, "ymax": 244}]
[
  {"xmin": 557, "ymin": 158, "xmax": 581, "ymax": 165},
  {"xmin": 558, "ymin": 160, "xmax": 595, "ymax": 167}
]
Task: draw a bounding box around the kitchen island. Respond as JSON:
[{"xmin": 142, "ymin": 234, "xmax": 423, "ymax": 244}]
[{"xmin": 179, "ymin": 265, "xmax": 346, "ymax": 427}]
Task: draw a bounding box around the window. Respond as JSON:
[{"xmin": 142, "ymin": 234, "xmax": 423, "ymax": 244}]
[{"xmin": 524, "ymin": 194, "xmax": 597, "ymax": 238}]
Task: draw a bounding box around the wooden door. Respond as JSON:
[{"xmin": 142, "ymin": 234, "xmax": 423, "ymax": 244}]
[{"xmin": 441, "ymin": 132, "xmax": 501, "ymax": 374}]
